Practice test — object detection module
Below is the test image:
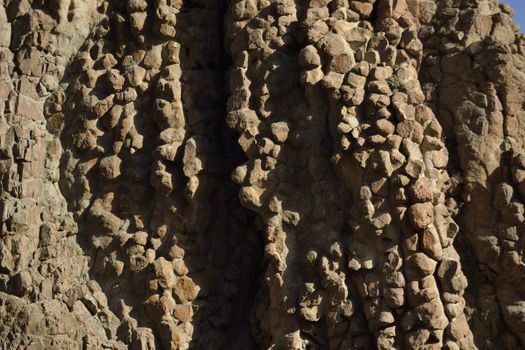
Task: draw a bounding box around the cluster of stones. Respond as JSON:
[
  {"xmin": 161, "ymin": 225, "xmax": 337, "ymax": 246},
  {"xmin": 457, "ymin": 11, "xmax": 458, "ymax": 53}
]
[
  {"xmin": 226, "ymin": 0, "xmax": 476, "ymax": 349},
  {"xmin": 58, "ymin": 2, "xmax": 192, "ymax": 347},
  {"xmin": 323, "ymin": 1, "xmax": 474, "ymax": 349},
  {"xmin": 0, "ymin": 0, "xmax": 130, "ymax": 348},
  {"xmin": 419, "ymin": 0, "xmax": 525, "ymax": 348},
  {"xmin": 226, "ymin": 1, "xmax": 360, "ymax": 348},
  {"xmin": 0, "ymin": 0, "xmax": 260, "ymax": 349},
  {"xmin": 3, "ymin": 0, "xmax": 525, "ymax": 349},
  {"xmin": 48, "ymin": 0, "xmax": 262, "ymax": 349}
]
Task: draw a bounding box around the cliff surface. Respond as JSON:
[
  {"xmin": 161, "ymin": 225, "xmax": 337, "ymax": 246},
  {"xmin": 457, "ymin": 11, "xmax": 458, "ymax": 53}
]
[{"xmin": 1, "ymin": 0, "xmax": 525, "ymax": 349}]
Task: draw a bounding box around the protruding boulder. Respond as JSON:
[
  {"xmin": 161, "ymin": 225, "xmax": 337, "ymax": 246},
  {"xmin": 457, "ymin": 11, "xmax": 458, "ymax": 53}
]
[{"xmin": 409, "ymin": 202, "xmax": 434, "ymax": 230}]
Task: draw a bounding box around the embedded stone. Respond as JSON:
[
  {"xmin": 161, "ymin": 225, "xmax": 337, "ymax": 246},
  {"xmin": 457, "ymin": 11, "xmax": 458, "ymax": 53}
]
[
  {"xmin": 298, "ymin": 45, "xmax": 321, "ymax": 68},
  {"xmin": 408, "ymin": 253, "xmax": 437, "ymax": 276},
  {"xmin": 318, "ymin": 33, "xmax": 348, "ymax": 57},
  {"xmin": 370, "ymin": 66, "xmax": 393, "ymax": 81},
  {"xmin": 422, "ymin": 225, "xmax": 443, "ymax": 261},
  {"xmin": 321, "ymin": 72, "xmax": 345, "ymax": 90},
  {"xmin": 271, "ymin": 122, "xmax": 290, "ymax": 143},
  {"xmin": 99, "ymin": 155, "xmax": 122, "ymax": 181},
  {"xmin": 396, "ymin": 119, "xmax": 424, "ymax": 143},
  {"xmin": 347, "ymin": 72, "xmax": 367, "ymax": 88},
  {"xmin": 494, "ymin": 183, "xmax": 514, "ymax": 210},
  {"xmin": 329, "ymin": 52, "xmax": 355, "ymax": 74},
  {"xmin": 376, "ymin": 119, "xmax": 395, "ymax": 136},
  {"xmin": 409, "ymin": 177, "xmax": 433, "ymax": 203},
  {"xmin": 409, "ymin": 202, "xmax": 434, "ymax": 230},
  {"xmin": 368, "ymin": 81, "xmax": 392, "ymax": 95}
]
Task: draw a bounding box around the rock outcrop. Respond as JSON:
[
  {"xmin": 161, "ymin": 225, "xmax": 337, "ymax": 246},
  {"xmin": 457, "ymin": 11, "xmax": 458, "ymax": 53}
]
[{"xmin": 1, "ymin": 0, "xmax": 525, "ymax": 349}]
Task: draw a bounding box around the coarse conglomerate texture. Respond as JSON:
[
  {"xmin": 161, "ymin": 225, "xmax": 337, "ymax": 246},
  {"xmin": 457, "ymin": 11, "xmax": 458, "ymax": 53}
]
[{"xmin": 1, "ymin": 0, "xmax": 525, "ymax": 349}]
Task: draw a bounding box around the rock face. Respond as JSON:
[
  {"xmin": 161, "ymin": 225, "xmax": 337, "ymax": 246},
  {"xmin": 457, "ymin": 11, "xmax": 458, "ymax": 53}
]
[{"xmin": 1, "ymin": 0, "xmax": 525, "ymax": 349}]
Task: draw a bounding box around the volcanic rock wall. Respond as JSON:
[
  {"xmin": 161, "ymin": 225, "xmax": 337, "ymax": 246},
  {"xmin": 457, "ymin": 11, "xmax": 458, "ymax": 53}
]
[{"xmin": 1, "ymin": 0, "xmax": 525, "ymax": 349}]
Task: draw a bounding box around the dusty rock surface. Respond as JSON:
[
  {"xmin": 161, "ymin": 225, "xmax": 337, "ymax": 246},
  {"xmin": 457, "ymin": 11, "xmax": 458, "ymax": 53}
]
[{"xmin": 1, "ymin": 0, "xmax": 525, "ymax": 349}]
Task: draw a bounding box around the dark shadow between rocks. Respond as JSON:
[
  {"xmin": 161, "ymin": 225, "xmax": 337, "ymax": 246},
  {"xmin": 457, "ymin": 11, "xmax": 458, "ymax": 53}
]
[{"xmin": 49, "ymin": 1, "xmax": 264, "ymax": 348}]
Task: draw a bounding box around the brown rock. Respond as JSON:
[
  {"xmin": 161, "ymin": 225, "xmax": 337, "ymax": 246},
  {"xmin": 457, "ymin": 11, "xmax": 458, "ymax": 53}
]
[
  {"xmin": 1, "ymin": 1, "xmax": 523, "ymax": 349},
  {"xmin": 409, "ymin": 177, "xmax": 433, "ymax": 203},
  {"xmin": 99, "ymin": 155, "xmax": 122, "ymax": 181},
  {"xmin": 271, "ymin": 122, "xmax": 290, "ymax": 143},
  {"xmin": 409, "ymin": 202, "xmax": 434, "ymax": 230},
  {"xmin": 408, "ymin": 253, "xmax": 437, "ymax": 276},
  {"xmin": 298, "ymin": 45, "xmax": 321, "ymax": 68},
  {"xmin": 173, "ymin": 277, "xmax": 200, "ymax": 303}
]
